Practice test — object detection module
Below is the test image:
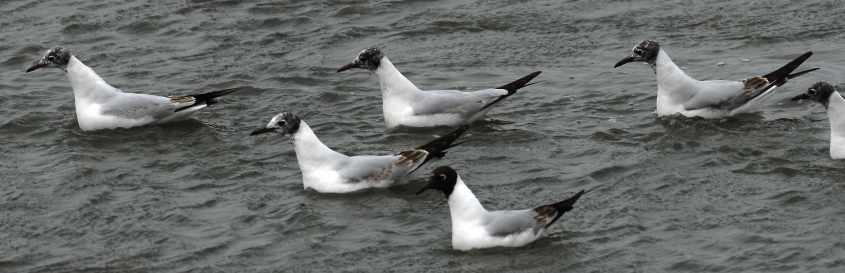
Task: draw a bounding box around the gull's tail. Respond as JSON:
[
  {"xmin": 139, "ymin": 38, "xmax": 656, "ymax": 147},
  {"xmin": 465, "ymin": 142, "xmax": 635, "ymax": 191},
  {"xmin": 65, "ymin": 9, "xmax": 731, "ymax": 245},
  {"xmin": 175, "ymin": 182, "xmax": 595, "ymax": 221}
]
[
  {"xmin": 405, "ymin": 125, "xmax": 469, "ymax": 174},
  {"xmin": 728, "ymin": 52, "xmax": 817, "ymax": 114},
  {"xmin": 175, "ymin": 88, "xmax": 239, "ymax": 112},
  {"xmin": 764, "ymin": 52, "xmax": 817, "ymax": 86},
  {"xmin": 480, "ymin": 71, "xmax": 543, "ymax": 111},
  {"xmin": 751, "ymin": 51, "xmax": 817, "ymax": 101},
  {"xmin": 536, "ymin": 189, "xmax": 586, "ymax": 228}
]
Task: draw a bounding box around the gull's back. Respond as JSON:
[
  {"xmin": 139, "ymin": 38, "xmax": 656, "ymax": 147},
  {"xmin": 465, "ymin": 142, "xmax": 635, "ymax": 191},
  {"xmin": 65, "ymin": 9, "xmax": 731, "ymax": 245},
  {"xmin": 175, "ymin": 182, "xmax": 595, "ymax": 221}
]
[
  {"xmin": 411, "ymin": 88, "xmax": 507, "ymax": 117},
  {"xmin": 450, "ymin": 208, "xmax": 544, "ymax": 250},
  {"xmin": 482, "ymin": 209, "xmax": 542, "ymax": 237},
  {"xmin": 99, "ymin": 92, "xmax": 176, "ymax": 120},
  {"xmin": 683, "ymin": 79, "xmax": 744, "ymax": 110},
  {"xmin": 338, "ymin": 155, "xmax": 402, "ymax": 179}
]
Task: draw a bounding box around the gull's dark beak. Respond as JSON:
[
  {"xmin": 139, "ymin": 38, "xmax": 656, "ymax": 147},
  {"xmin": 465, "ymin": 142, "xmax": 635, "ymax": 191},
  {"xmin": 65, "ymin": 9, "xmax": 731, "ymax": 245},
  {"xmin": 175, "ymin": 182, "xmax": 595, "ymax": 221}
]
[
  {"xmin": 792, "ymin": 93, "xmax": 811, "ymax": 101},
  {"xmin": 337, "ymin": 61, "xmax": 360, "ymax": 73},
  {"xmin": 415, "ymin": 184, "xmax": 432, "ymax": 195},
  {"xmin": 250, "ymin": 127, "xmax": 276, "ymax": 136},
  {"xmin": 416, "ymin": 177, "xmax": 437, "ymax": 195},
  {"xmin": 25, "ymin": 58, "xmax": 48, "ymax": 73},
  {"xmin": 614, "ymin": 56, "xmax": 637, "ymax": 68}
]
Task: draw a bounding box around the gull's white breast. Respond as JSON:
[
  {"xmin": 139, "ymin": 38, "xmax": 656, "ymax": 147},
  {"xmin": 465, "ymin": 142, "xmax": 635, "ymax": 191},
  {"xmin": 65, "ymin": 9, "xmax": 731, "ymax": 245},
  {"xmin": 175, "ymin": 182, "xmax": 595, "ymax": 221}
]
[
  {"xmin": 300, "ymin": 166, "xmax": 352, "ymax": 193},
  {"xmin": 74, "ymin": 98, "xmax": 153, "ymax": 131},
  {"xmin": 382, "ymin": 96, "xmax": 469, "ymax": 128},
  {"xmin": 451, "ymin": 218, "xmax": 544, "ymax": 250},
  {"xmin": 654, "ymin": 87, "xmax": 687, "ymax": 117},
  {"xmin": 830, "ymin": 134, "xmax": 845, "ymax": 159},
  {"xmin": 382, "ymin": 96, "xmax": 414, "ymax": 128}
]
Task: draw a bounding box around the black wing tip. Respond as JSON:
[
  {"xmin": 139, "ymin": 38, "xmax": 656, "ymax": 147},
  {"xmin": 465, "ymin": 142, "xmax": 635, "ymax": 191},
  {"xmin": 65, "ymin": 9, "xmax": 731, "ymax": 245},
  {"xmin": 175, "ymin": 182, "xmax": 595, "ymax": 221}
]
[
  {"xmin": 541, "ymin": 189, "xmax": 587, "ymax": 228},
  {"xmin": 405, "ymin": 126, "xmax": 468, "ymax": 174},
  {"xmin": 764, "ymin": 51, "xmax": 816, "ymax": 85},
  {"xmin": 196, "ymin": 87, "xmax": 239, "ymax": 100},
  {"xmin": 789, "ymin": 51, "xmax": 814, "ymax": 71},
  {"xmin": 174, "ymin": 87, "xmax": 239, "ymax": 112},
  {"xmin": 417, "ymin": 125, "xmax": 469, "ymax": 155},
  {"xmin": 410, "ymin": 125, "xmax": 470, "ymax": 171},
  {"xmin": 554, "ymin": 189, "xmax": 587, "ymax": 211},
  {"xmin": 479, "ymin": 71, "xmax": 542, "ymax": 111},
  {"xmin": 786, "ymin": 51, "xmax": 813, "ymax": 68},
  {"xmin": 788, "ymin": 67, "xmax": 820, "ymax": 80},
  {"xmin": 496, "ymin": 71, "xmax": 543, "ymax": 94},
  {"xmin": 525, "ymin": 70, "xmax": 543, "ymax": 79}
]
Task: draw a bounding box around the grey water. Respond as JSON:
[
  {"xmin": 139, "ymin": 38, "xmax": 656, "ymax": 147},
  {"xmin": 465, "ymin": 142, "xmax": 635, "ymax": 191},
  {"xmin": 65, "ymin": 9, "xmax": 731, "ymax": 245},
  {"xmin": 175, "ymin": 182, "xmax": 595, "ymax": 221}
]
[{"xmin": 2, "ymin": 0, "xmax": 845, "ymax": 272}]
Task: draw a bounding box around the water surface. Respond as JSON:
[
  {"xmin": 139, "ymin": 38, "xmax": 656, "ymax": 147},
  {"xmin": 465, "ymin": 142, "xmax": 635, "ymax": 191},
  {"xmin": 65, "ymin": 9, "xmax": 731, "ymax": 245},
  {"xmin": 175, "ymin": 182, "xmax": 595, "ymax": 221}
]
[{"xmin": 1, "ymin": 0, "xmax": 845, "ymax": 272}]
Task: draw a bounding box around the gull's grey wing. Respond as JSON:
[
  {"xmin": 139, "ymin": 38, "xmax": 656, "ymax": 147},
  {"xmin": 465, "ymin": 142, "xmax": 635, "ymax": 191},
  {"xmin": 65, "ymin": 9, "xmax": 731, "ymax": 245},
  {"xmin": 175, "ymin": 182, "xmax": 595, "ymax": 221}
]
[
  {"xmin": 684, "ymin": 51, "xmax": 818, "ymax": 112},
  {"xmin": 101, "ymin": 87, "xmax": 238, "ymax": 119},
  {"xmin": 682, "ymin": 80, "xmax": 745, "ymax": 110},
  {"xmin": 720, "ymin": 76, "xmax": 779, "ymax": 111},
  {"xmin": 99, "ymin": 93, "xmax": 184, "ymax": 120},
  {"xmin": 721, "ymin": 52, "xmax": 819, "ymax": 113},
  {"xmin": 410, "ymin": 89, "xmax": 508, "ymax": 116},
  {"xmin": 482, "ymin": 209, "xmax": 542, "ymax": 237},
  {"xmin": 336, "ymin": 153, "xmax": 425, "ymax": 183}
]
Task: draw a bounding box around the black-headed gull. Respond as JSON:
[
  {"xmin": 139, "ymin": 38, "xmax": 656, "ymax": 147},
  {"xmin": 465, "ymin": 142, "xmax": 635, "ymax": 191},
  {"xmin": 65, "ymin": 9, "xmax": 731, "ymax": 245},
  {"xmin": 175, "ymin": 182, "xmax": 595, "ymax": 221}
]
[
  {"xmin": 337, "ymin": 48, "xmax": 541, "ymax": 130},
  {"xmin": 417, "ymin": 166, "xmax": 586, "ymax": 251},
  {"xmin": 792, "ymin": 82, "xmax": 845, "ymax": 159},
  {"xmin": 26, "ymin": 47, "xmax": 236, "ymax": 131},
  {"xmin": 614, "ymin": 40, "xmax": 817, "ymax": 118},
  {"xmin": 250, "ymin": 112, "xmax": 467, "ymax": 193}
]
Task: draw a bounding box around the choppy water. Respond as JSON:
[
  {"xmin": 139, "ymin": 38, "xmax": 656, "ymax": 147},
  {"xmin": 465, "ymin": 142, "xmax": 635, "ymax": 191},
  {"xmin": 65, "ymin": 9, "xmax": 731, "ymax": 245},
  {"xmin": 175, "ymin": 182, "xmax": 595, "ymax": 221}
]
[{"xmin": 2, "ymin": 0, "xmax": 845, "ymax": 272}]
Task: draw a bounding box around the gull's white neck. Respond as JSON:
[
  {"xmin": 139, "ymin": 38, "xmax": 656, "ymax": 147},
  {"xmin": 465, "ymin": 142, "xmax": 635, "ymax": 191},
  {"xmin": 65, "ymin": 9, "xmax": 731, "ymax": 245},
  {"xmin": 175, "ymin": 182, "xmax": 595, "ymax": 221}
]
[
  {"xmin": 826, "ymin": 91, "xmax": 845, "ymax": 159},
  {"xmin": 65, "ymin": 56, "xmax": 120, "ymax": 101},
  {"xmin": 375, "ymin": 57, "xmax": 419, "ymax": 99},
  {"xmin": 654, "ymin": 49, "xmax": 697, "ymax": 115},
  {"xmin": 448, "ymin": 177, "xmax": 487, "ymax": 221},
  {"xmin": 292, "ymin": 121, "xmax": 347, "ymax": 165}
]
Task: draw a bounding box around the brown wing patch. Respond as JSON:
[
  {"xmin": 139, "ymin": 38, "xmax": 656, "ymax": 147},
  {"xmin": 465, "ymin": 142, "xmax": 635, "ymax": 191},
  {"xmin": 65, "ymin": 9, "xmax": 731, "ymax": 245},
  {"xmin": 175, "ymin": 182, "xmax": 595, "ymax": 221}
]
[
  {"xmin": 169, "ymin": 95, "xmax": 196, "ymax": 104},
  {"xmin": 396, "ymin": 150, "xmax": 427, "ymax": 167},
  {"xmin": 357, "ymin": 151, "xmax": 427, "ymax": 185},
  {"xmin": 533, "ymin": 205, "xmax": 556, "ymax": 226},
  {"xmin": 363, "ymin": 165, "xmax": 394, "ymax": 183},
  {"xmin": 742, "ymin": 76, "xmax": 769, "ymax": 96}
]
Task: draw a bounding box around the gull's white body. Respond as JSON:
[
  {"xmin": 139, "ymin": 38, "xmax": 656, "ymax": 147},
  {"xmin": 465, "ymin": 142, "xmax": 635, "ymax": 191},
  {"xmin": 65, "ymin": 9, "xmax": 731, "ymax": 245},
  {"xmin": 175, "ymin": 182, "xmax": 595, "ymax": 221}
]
[
  {"xmin": 374, "ymin": 57, "xmax": 507, "ymax": 129},
  {"xmin": 291, "ymin": 122, "xmax": 351, "ymax": 192},
  {"xmin": 826, "ymin": 92, "xmax": 845, "ymax": 159},
  {"xmin": 447, "ymin": 176, "xmax": 545, "ymax": 251},
  {"xmin": 653, "ymin": 50, "xmax": 771, "ymax": 118},
  {"xmin": 290, "ymin": 121, "xmax": 423, "ymax": 193},
  {"xmin": 63, "ymin": 56, "xmax": 205, "ymax": 131}
]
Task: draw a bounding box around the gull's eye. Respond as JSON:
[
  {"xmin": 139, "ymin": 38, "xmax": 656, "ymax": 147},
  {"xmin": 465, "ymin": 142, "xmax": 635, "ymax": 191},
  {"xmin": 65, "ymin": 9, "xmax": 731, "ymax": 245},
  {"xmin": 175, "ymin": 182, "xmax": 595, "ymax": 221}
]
[
  {"xmin": 46, "ymin": 55, "xmax": 56, "ymax": 61},
  {"xmin": 438, "ymin": 174, "xmax": 447, "ymax": 181},
  {"xmin": 808, "ymin": 88, "xmax": 817, "ymax": 95}
]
